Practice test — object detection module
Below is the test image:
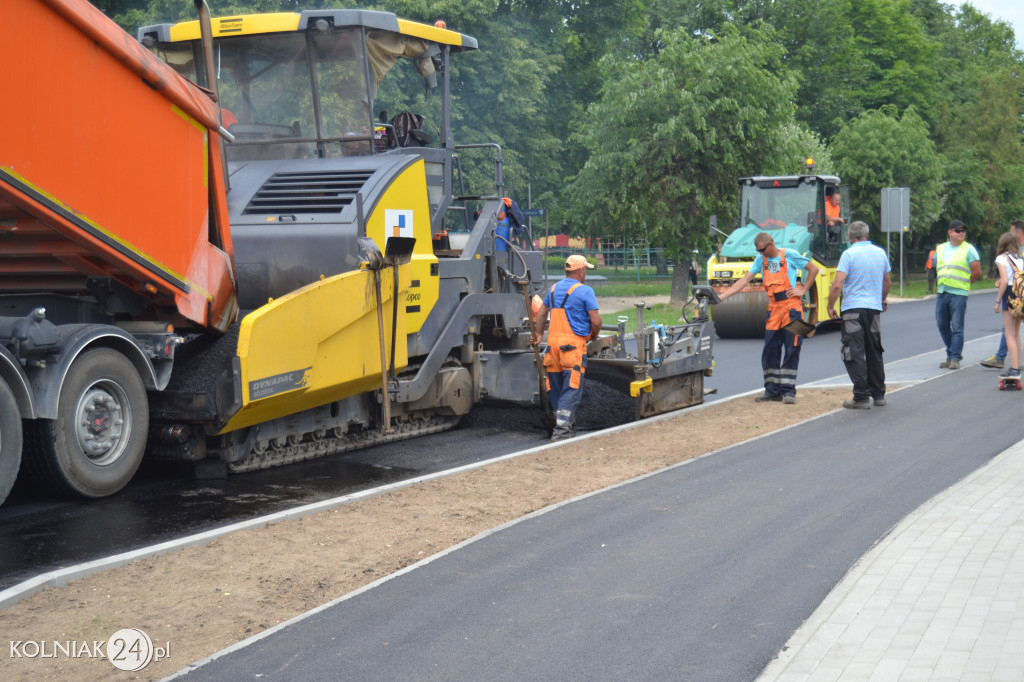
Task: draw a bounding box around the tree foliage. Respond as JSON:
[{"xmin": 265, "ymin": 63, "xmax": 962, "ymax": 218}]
[
  {"xmin": 563, "ymin": 27, "xmax": 798, "ymax": 257},
  {"xmin": 831, "ymin": 106, "xmax": 944, "ymax": 241},
  {"xmin": 927, "ymin": 3, "xmax": 1024, "ymax": 246}
]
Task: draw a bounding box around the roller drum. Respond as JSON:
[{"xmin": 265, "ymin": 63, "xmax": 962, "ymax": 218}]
[{"xmin": 712, "ymin": 291, "xmax": 768, "ymax": 338}]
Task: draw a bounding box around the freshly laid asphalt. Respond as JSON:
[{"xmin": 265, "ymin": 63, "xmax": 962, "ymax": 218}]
[{"xmin": 169, "ymin": 343, "xmax": 1024, "ymax": 681}]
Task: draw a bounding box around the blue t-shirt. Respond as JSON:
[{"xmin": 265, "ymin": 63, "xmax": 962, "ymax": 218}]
[
  {"xmin": 837, "ymin": 241, "xmax": 891, "ymax": 311},
  {"xmin": 543, "ymin": 278, "xmax": 599, "ymax": 337},
  {"xmin": 749, "ymin": 248, "xmax": 811, "ymax": 288}
]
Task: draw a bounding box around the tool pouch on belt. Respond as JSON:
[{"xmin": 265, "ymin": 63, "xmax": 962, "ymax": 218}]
[
  {"xmin": 569, "ymin": 352, "xmax": 585, "ymax": 389},
  {"xmin": 543, "ymin": 342, "xmax": 586, "ymax": 388}
]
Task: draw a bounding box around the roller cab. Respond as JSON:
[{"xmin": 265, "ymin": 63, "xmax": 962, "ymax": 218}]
[{"xmin": 708, "ymin": 174, "xmax": 850, "ymax": 338}]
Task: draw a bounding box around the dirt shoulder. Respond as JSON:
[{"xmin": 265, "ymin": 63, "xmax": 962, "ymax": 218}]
[
  {"xmin": 0, "ymin": 389, "xmax": 845, "ymax": 681},
  {"xmin": 596, "ymin": 295, "xmax": 671, "ymax": 313}
]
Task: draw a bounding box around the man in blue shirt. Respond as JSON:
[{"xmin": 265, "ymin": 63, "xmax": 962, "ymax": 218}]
[
  {"xmin": 531, "ymin": 255, "xmax": 602, "ymax": 441},
  {"xmin": 827, "ymin": 220, "xmax": 892, "ymax": 409}
]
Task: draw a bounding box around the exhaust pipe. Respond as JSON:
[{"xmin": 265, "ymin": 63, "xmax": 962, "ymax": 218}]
[
  {"xmin": 194, "ymin": 1, "xmax": 219, "ymax": 105},
  {"xmin": 194, "ymin": 0, "xmax": 232, "ymax": 190}
]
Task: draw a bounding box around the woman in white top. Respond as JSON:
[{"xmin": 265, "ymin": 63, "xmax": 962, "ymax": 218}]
[{"xmin": 994, "ymin": 231, "xmax": 1024, "ymax": 378}]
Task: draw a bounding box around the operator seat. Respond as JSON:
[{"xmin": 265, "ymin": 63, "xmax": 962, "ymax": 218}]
[{"xmin": 390, "ymin": 111, "xmax": 434, "ymax": 147}]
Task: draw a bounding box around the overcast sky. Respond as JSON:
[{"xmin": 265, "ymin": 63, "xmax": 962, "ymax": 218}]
[{"xmin": 963, "ymin": 0, "xmax": 1024, "ymax": 50}]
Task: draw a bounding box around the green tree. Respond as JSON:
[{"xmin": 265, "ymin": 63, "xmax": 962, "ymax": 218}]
[
  {"xmin": 928, "ymin": 4, "xmax": 1024, "ymax": 248},
  {"xmin": 848, "ymin": 0, "xmax": 939, "ymax": 121},
  {"xmin": 771, "ymin": 123, "xmax": 834, "ymax": 176},
  {"xmin": 755, "ymin": 0, "xmax": 940, "ymax": 141},
  {"xmin": 562, "ymin": 26, "xmax": 800, "ymax": 302},
  {"xmin": 455, "ymin": 12, "xmax": 562, "ymax": 204},
  {"xmin": 934, "ymin": 71, "xmax": 1024, "ymax": 251},
  {"xmin": 831, "ymin": 106, "xmax": 944, "ymax": 243},
  {"xmin": 492, "ymin": 0, "xmax": 654, "ymax": 213},
  {"xmin": 94, "ymin": 1, "xmax": 318, "ymax": 31},
  {"xmin": 750, "ymin": 0, "xmax": 868, "ymax": 140}
]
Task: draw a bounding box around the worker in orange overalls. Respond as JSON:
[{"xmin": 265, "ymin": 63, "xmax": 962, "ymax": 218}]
[
  {"xmin": 715, "ymin": 232, "xmax": 820, "ymax": 404},
  {"xmin": 531, "ymin": 255, "xmax": 602, "ymax": 441}
]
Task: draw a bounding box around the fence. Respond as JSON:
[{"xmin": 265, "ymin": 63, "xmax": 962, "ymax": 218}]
[
  {"xmin": 891, "ymin": 245, "xmax": 997, "ymax": 280},
  {"xmin": 540, "ymin": 243, "xmax": 989, "ymax": 286},
  {"xmin": 542, "ymin": 246, "xmax": 711, "ymax": 284}
]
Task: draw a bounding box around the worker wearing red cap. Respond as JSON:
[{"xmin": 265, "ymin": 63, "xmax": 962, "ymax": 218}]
[{"xmin": 531, "ymin": 255, "xmax": 602, "ymax": 441}]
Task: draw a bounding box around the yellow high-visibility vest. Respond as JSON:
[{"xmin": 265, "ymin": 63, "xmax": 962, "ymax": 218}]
[{"xmin": 936, "ymin": 242, "xmax": 972, "ymax": 291}]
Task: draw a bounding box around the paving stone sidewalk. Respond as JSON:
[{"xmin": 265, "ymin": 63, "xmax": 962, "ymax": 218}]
[{"xmin": 759, "ymin": 439, "xmax": 1024, "ymax": 682}]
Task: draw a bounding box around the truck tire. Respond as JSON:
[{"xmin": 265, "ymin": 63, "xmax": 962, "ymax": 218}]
[
  {"xmin": 26, "ymin": 349, "xmax": 148, "ymax": 499},
  {"xmin": 0, "ymin": 380, "xmax": 22, "ymax": 506}
]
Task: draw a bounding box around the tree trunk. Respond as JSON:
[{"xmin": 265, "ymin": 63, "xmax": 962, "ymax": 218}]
[
  {"xmin": 655, "ymin": 252, "xmax": 669, "ymax": 276},
  {"xmin": 670, "ymin": 263, "xmax": 691, "ymax": 305}
]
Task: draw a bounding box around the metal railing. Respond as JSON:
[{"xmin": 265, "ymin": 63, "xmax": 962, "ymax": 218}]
[{"xmin": 540, "ymin": 246, "xmax": 708, "ymax": 284}]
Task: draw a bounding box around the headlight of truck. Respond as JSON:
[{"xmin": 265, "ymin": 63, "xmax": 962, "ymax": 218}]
[{"xmin": 713, "ymin": 270, "xmax": 733, "ymax": 278}]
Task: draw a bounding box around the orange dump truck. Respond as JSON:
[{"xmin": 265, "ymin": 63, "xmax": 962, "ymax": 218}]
[{"xmin": 0, "ymin": 0, "xmax": 237, "ymax": 502}]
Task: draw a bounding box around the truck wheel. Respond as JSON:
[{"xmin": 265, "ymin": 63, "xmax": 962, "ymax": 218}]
[
  {"xmin": 0, "ymin": 380, "xmax": 22, "ymax": 506},
  {"xmin": 27, "ymin": 349, "xmax": 148, "ymax": 498}
]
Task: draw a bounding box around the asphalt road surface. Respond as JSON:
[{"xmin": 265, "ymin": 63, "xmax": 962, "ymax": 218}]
[
  {"xmin": 0, "ymin": 407, "xmax": 552, "ymax": 591},
  {"xmin": 175, "ymin": 292, "xmax": 1017, "ymax": 681},
  {"xmin": 705, "ymin": 291, "xmax": 1004, "ymax": 399},
  {"xmin": 0, "ymin": 293, "xmax": 1003, "ymax": 592}
]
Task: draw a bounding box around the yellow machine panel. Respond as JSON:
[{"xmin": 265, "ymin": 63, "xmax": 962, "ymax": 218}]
[
  {"xmin": 220, "ymin": 263, "xmax": 410, "ymax": 433},
  {"xmin": 365, "ymin": 159, "xmax": 438, "ymax": 334},
  {"xmin": 169, "ymin": 13, "xmax": 300, "ymax": 40},
  {"xmin": 169, "ymin": 12, "xmax": 474, "ymax": 49}
]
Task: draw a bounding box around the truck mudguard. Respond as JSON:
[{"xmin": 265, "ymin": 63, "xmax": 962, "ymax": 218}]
[
  {"xmin": 24, "ymin": 326, "xmax": 170, "ymax": 420},
  {"xmin": 0, "ymin": 346, "xmax": 35, "ymax": 420}
]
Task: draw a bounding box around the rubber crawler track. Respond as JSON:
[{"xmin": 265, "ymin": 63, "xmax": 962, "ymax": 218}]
[{"xmin": 228, "ymin": 415, "xmax": 458, "ymax": 473}]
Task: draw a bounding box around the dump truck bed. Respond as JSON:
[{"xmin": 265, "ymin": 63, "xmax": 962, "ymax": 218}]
[{"xmin": 0, "ymin": 0, "xmax": 237, "ymax": 332}]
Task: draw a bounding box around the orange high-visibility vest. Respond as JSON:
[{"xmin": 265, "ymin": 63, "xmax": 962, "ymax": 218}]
[
  {"xmin": 763, "ymin": 251, "xmax": 803, "ymax": 331},
  {"xmin": 825, "ymin": 199, "xmax": 840, "ymax": 221}
]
